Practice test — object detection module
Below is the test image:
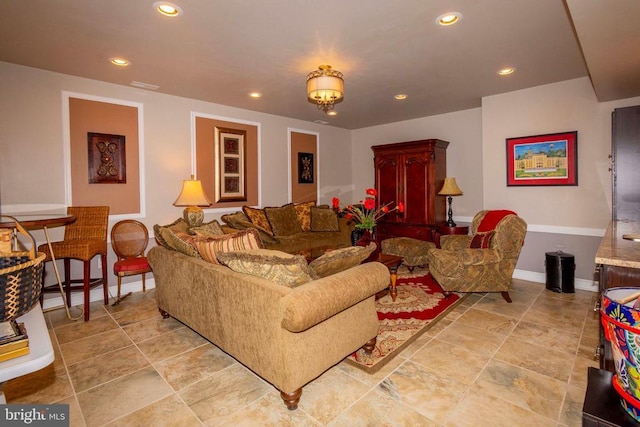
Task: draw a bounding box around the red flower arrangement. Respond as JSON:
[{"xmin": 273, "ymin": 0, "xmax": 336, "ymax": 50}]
[{"xmin": 332, "ymin": 188, "xmax": 404, "ymax": 231}]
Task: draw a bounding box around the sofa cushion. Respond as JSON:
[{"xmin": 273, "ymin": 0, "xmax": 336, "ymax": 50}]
[
  {"xmin": 469, "ymin": 231, "xmax": 494, "ymax": 249},
  {"xmin": 190, "ymin": 219, "xmax": 224, "ymax": 237},
  {"xmin": 264, "ymin": 203, "xmax": 302, "ymax": 236},
  {"xmin": 160, "ymin": 229, "xmax": 201, "ymax": 258},
  {"xmin": 294, "ymin": 201, "xmax": 316, "ymax": 232},
  {"xmin": 309, "ymin": 243, "xmax": 376, "ymax": 278},
  {"xmin": 310, "ymin": 207, "xmax": 339, "ymax": 231},
  {"xmin": 243, "ymin": 206, "xmax": 274, "ymax": 235},
  {"xmin": 195, "ymin": 229, "xmax": 263, "ymax": 264},
  {"xmin": 153, "ymin": 218, "xmax": 190, "ymax": 248},
  {"xmin": 220, "ymin": 212, "xmax": 279, "ymax": 244},
  {"xmin": 217, "ymin": 249, "xmax": 316, "ymax": 287}
]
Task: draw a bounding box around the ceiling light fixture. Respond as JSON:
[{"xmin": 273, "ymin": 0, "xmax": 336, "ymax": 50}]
[
  {"xmin": 110, "ymin": 57, "xmax": 130, "ymax": 66},
  {"xmin": 153, "ymin": 1, "xmax": 183, "ymax": 17},
  {"xmin": 498, "ymin": 67, "xmax": 516, "ymax": 76},
  {"xmin": 248, "ymin": 92, "xmax": 262, "ymax": 98},
  {"xmin": 306, "ymin": 65, "xmax": 344, "ymax": 113},
  {"xmin": 437, "ymin": 12, "xmax": 462, "ymax": 26},
  {"xmin": 394, "ymin": 94, "xmax": 408, "ymax": 100}
]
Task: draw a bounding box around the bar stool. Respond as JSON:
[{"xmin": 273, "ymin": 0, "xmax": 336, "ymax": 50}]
[{"xmin": 38, "ymin": 206, "xmax": 109, "ymax": 321}]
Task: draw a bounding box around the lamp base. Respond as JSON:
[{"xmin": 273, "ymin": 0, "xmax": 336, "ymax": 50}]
[
  {"xmin": 446, "ymin": 196, "xmax": 457, "ymax": 227},
  {"xmin": 182, "ymin": 206, "xmax": 204, "ymax": 228}
]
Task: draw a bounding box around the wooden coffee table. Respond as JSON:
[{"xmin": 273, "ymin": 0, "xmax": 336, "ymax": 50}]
[{"xmin": 374, "ymin": 253, "xmax": 403, "ymax": 301}]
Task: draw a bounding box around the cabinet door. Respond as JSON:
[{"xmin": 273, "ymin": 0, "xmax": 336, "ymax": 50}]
[
  {"xmin": 374, "ymin": 154, "xmax": 400, "ymax": 219},
  {"xmin": 403, "ymin": 153, "xmax": 430, "ymax": 224},
  {"xmin": 613, "ymin": 105, "xmax": 640, "ymax": 221}
]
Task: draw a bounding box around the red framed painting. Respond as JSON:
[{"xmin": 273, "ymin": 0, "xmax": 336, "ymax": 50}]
[{"xmin": 506, "ymin": 131, "xmax": 578, "ymax": 187}]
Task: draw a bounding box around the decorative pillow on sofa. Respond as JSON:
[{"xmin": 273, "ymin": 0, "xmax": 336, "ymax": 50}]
[
  {"xmin": 190, "ymin": 219, "xmax": 224, "ymax": 237},
  {"xmin": 310, "ymin": 207, "xmax": 339, "ymax": 232},
  {"xmin": 242, "ymin": 206, "xmax": 274, "ymax": 235},
  {"xmin": 220, "ymin": 212, "xmax": 279, "ymax": 244},
  {"xmin": 195, "ymin": 228, "xmax": 264, "ymax": 264},
  {"xmin": 159, "ymin": 229, "xmax": 201, "ymax": 258},
  {"xmin": 217, "ymin": 249, "xmax": 316, "ymax": 287},
  {"xmin": 294, "ymin": 201, "xmax": 316, "ymax": 232},
  {"xmin": 153, "ymin": 218, "xmax": 190, "ymax": 248},
  {"xmin": 264, "ymin": 203, "xmax": 302, "ymax": 236},
  {"xmin": 309, "ymin": 243, "xmax": 376, "ymax": 278},
  {"xmin": 469, "ymin": 231, "xmax": 494, "ymax": 249}
]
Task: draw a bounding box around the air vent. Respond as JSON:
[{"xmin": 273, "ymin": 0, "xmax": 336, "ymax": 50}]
[
  {"xmin": 130, "ymin": 81, "xmax": 160, "ymax": 90},
  {"xmin": 313, "ymin": 120, "xmax": 329, "ymax": 125}
]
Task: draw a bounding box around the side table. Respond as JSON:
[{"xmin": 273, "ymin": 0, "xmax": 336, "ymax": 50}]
[
  {"xmin": 435, "ymin": 225, "xmax": 469, "ymax": 248},
  {"xmin": 583, "ymin": 367, "xmax": 638, "ymax": 426}
]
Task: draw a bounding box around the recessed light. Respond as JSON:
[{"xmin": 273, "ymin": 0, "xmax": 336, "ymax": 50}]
[
  {"xmin": 498, "ymin": 67, "xmax": 516, "ymax": 76},
  {"xmin": 109, "ymin": 57, "xmax": 130, "ymax": 66},
  {"xmin": 326, "ymin": 110, "xmax": 338, "ymax": 116},
  {"xmin": 394, "ymin": 94, "xmax": 408, "ymax": 100},
  {"xmin": 248, "ymin": 92, "xmax": 262, "ymax": 98},
  {"xmin": 153, "ymin": 1, "xmax": 183, "ymax": 17},
  {"xmin": 436, "ymin": 12, "xmax": 462, "ymax": 26}
]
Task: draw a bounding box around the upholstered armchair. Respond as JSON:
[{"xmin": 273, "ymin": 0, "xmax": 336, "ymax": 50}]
[{"xmin": 426, "ymin": 210, "xmax": 527, "ymax": 302}]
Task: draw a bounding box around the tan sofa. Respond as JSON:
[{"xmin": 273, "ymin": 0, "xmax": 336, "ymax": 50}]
[{"xmin": 147, "ymin": 245, "xmax": 390, "ymax": 409}]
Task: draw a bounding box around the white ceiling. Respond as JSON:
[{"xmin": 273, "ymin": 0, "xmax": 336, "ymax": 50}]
[{"xmin": 2, "ymin": 0, "xmax": 639, "ymax": 130}]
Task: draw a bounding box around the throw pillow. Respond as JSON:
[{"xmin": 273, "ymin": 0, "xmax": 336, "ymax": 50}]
[
  {"xmin": 195, "ymin": 228, "xmax": 263, "ymax": 264},
  {"xmin": 190, "ymin": 219, "xmax": 224, "ymax": 237},
  {"xmin": 242, "ymin": 206, "xmax": 274, "ymax": 235},
  {"xmin": 294, "ymin": 201, "xmax": 316, "ymax": 232},
  {"xmin": 217, "ymin": 249, "xmax": 316, "ymax": 287},
  {"xmin": 310, "ymin": 207, "xmax": 339, "ymax": 231},
  {"xmin": 264, "ymin": 203, "xmax": 302, "ymax": 236},
  {"xmin": 153, "ymin": 218, "xmax": 190, "ymax": 248},
  {"xmin": 309, "ymin": 243, "xmax": 376, "ymax": 278},
  {"xmin": 159, "ymin": 229, "xmax": 201, "ymax": 258},
  {"xmin": 469, "ymin": 231, "xmax": 494, "ymax": 249},
  {"xmin": 220, "ymin": 212, "xmax": 279, "ymax": 244}
]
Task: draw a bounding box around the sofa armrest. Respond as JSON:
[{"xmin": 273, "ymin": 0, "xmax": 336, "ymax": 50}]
[
  {"xmin": 428, "ymin": 247, "xmax": 502, "ymax": 268},
  {"xmin": 440, "ymin": 234, "xmax": 473, "ymax": 250},
  {"xmin": 280, "ymin": 262, "xmax": 390, "ymax": 333}
]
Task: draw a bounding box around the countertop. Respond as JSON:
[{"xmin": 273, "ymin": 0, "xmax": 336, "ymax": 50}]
[{"xmin": 595, "ymin": 220, "xmax": 640, "ymax": 269}]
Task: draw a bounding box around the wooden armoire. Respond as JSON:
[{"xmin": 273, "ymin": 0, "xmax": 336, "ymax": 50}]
[{"xmin": 372, "ymin": 139, "xmax": 449, "ymax": 242}]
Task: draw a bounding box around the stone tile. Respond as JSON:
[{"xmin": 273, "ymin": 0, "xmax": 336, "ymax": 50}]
[
  {"xmin": 329, "ymin": 388, "xmax": 438, "ymax": 427},
  {"xmin": 510, "ymin": 319, "xmax": 581, "ymax": 355},
  {"xmin": 474, "ymin": 359, "xmax": 565, "ymax": 420},
  {"xmin": 137, "ymin": 326, "xmax": 208, "ymax": 363},
  {"xmin": 59, "ymin": 328, "xmax": 133, "ymax": 365},
  {"xmin": 410, "ymin": 338, "xmax": 491, "ymax": 385},
  {"xmin": 154, "ymin": 343, "xmax": 236, "ymax": 391},
  {"xmin": 444, "ymin": 389, "xmax": 556, "ymax": 427},
  {"xmin": 377, "ymin": 360, "xmax": 468, "ymax": 423},
  {"xmin": 338, "ymin": 354, "xmax": 408, "ymax": 388},
  {"xmin": 570, "ymin": 355, "xmax": 598, "ymax": 389},
  {"xmin": 560, "ymin": 383, "xmax": 587, "ymax": 427},
  {"xmin": 109, "ymin": 297, "xmax": 163, "ymax": 326},
  {"xmin": 453, "ymin": 308, "xmax": 519, "ymax": 335},
  {"xmin": 54, "ymin": 395, "xmax": 86, "ymax": 427},
  {"xmin": 494, "ymin": 336, "xmax": 575, "ymax": 382},
  {"xmin": 179, "ymin": 364, "xmax": 272, "ymax": 424},
  {"xmin": 472, "ymin": 297, "xmax": 532, "ymax": 320},
  {"xmin": 4, "ymin": 364, "xmax": 74, "ymax": 404},
  {"xmin": 296, "ymin": 367, "xmax": 372, "ymax": 425},
  {"xmin": 67, "ymin": 345, "xmax": 150, "ymax": 392},
  {"xmin": 76, "ymin": 366, "xmax": 173, "ymax": 426},
  {"xmin": 122, "ymin": 315, "xmax": 185, "ymax": 343},
  {"xmin": 54, "ymin": 315, "xmax": 120, "ymax": 344},
  {"xmin": 435, "ymin": 321, "xmax": 506, "ymax": 358},
  {"xmin": 105, "ymin": 394, "xmax": 200, "ymax": 427},
  {"xmin": 105, "ymin": 291, "xmax": 154, "ymax": 314},
  {"xmin": 45, "ymin": 300, "xmax": 109, "ymax": 328},
  {"xmin": 521, "ymin": 304, "xmax": 586, "ymax": 335},
  {"xmin": 214, "ymin": 391, "xmax": 320, "ymax": 426}
]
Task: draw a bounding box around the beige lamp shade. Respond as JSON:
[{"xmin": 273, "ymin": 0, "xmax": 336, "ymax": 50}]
[
  {"xmin": 438, "ymin": 177, "xmax": 463, "ymax": 196},
  {"xmin": 307, "ymin": 65, "xmax": 344, "ymax": 112},
  {"xmin": 173, "ymin": 175, "xmax": 212, "ymax": 227}
]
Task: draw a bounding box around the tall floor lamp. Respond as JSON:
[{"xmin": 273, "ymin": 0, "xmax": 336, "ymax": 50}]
[{"xmin": 438, "ymin": 177, "xmax": 463, "ymax": 227}]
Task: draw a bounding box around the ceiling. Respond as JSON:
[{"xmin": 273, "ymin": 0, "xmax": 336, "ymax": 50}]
[{"xmin": 2, "ymin": 1, "xmax": 639, "ymax": 130}]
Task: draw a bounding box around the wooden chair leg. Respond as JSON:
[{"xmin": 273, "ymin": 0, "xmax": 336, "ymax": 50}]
[
  {"xmin": 501, "ymin": 291, "xmax": 512, "ymax": 303},
  {"xmin": 83, "ymin": 260, "xmax": 91, "ymax": 321},
  {"xmin": 101, "ymin": 253, "xmax": 108, "ymax": 305},
  {"xmin": 64, "ymin": 258, "xmax": 71, "ymax": 307},
  {"xmin": 142, "ymin": 273, "xmax": 146, "ymax": 293},
  {"xmin": 117, "ymin": 276, "xmax": 122, "ymax": 300},
  {"xmin": 280, "ymin": 388, "xmax": 302, "ymax": 410}
]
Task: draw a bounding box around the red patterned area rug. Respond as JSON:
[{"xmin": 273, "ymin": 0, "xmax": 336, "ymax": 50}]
[{"xmin": 346, "ymin": 269, "xmax": 465, "ymax": 373}]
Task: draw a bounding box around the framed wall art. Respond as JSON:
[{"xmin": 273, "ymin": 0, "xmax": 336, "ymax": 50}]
[
  {"xmin": 214, "ymin": 127, "xmax": 247, "ymax": 202},
  {"xmin": 506, "ymin": 131, "xmax": 578, "ymax": 187},
  {"xmin": 297, "ymin": 152, "xmax": 314, "ymax": 184},
  {"xmin": 87, "ymin": 132, "xmax": 126, "ymax": 184}
]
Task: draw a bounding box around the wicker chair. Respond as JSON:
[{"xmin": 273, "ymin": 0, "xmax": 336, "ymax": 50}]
[
  {"xmin": 39, "ymin": 206, "xmax": 109, "ymax": 321},
  {"xmin": 426, "ymin": 210, "xmax": 527, "ymax": 302},
  {"xmin": 110, "ymin": 220, "xmax": 151, "ymax": 305}
]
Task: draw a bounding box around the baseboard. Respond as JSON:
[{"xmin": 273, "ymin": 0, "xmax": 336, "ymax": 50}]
[
  {"xmin": 41, "ymin": 278, "xmax": 156, "ymax": 311},
  {"xmin": 513, "ymin": 269, "xmax": 598, "ymax": 292}
]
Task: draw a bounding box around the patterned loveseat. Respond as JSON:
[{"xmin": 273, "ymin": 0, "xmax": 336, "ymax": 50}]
[{"xmin": 426, "ymin": 210, "xmax": 527, "ymax": 302}]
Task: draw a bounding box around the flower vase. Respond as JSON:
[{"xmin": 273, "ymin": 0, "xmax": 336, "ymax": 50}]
[{"xmin": 355, "ymin": 229, "xmax": 380, "ymax": 261}]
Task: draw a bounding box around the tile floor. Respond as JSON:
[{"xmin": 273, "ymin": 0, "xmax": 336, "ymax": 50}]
[{"xmin": 5, "ymin": 271, "xmax": 600, "ymax": 426}]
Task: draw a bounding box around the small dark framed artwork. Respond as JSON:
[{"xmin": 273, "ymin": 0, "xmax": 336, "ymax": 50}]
[
  {"xmin": 506, "ymin": 131, "xmax": 578, "ymax": 187},
  {"xmin": 88, "ymin": 132, "xmax": 126, "ymax": 184},
  {"xmin": 214, "ymin": 127, "xmax": 247, "ymax": 202},
  {"xmin": 298, "ymin": 152, "xmax": 314, "ymax": 184}
]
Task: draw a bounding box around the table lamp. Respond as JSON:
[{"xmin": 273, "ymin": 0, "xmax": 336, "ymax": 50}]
[
  {"xmin": 173, "ymin": 175, "xmax": 212, "ymax": 227},
  {"xmin": 438, "ymin": 177, "xmax": 463, "ymax": 227}
]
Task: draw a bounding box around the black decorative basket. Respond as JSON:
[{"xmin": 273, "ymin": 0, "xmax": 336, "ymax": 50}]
[{"xmin": 0, "ymin": 216, "xmax": 46, "ymax": 321}]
